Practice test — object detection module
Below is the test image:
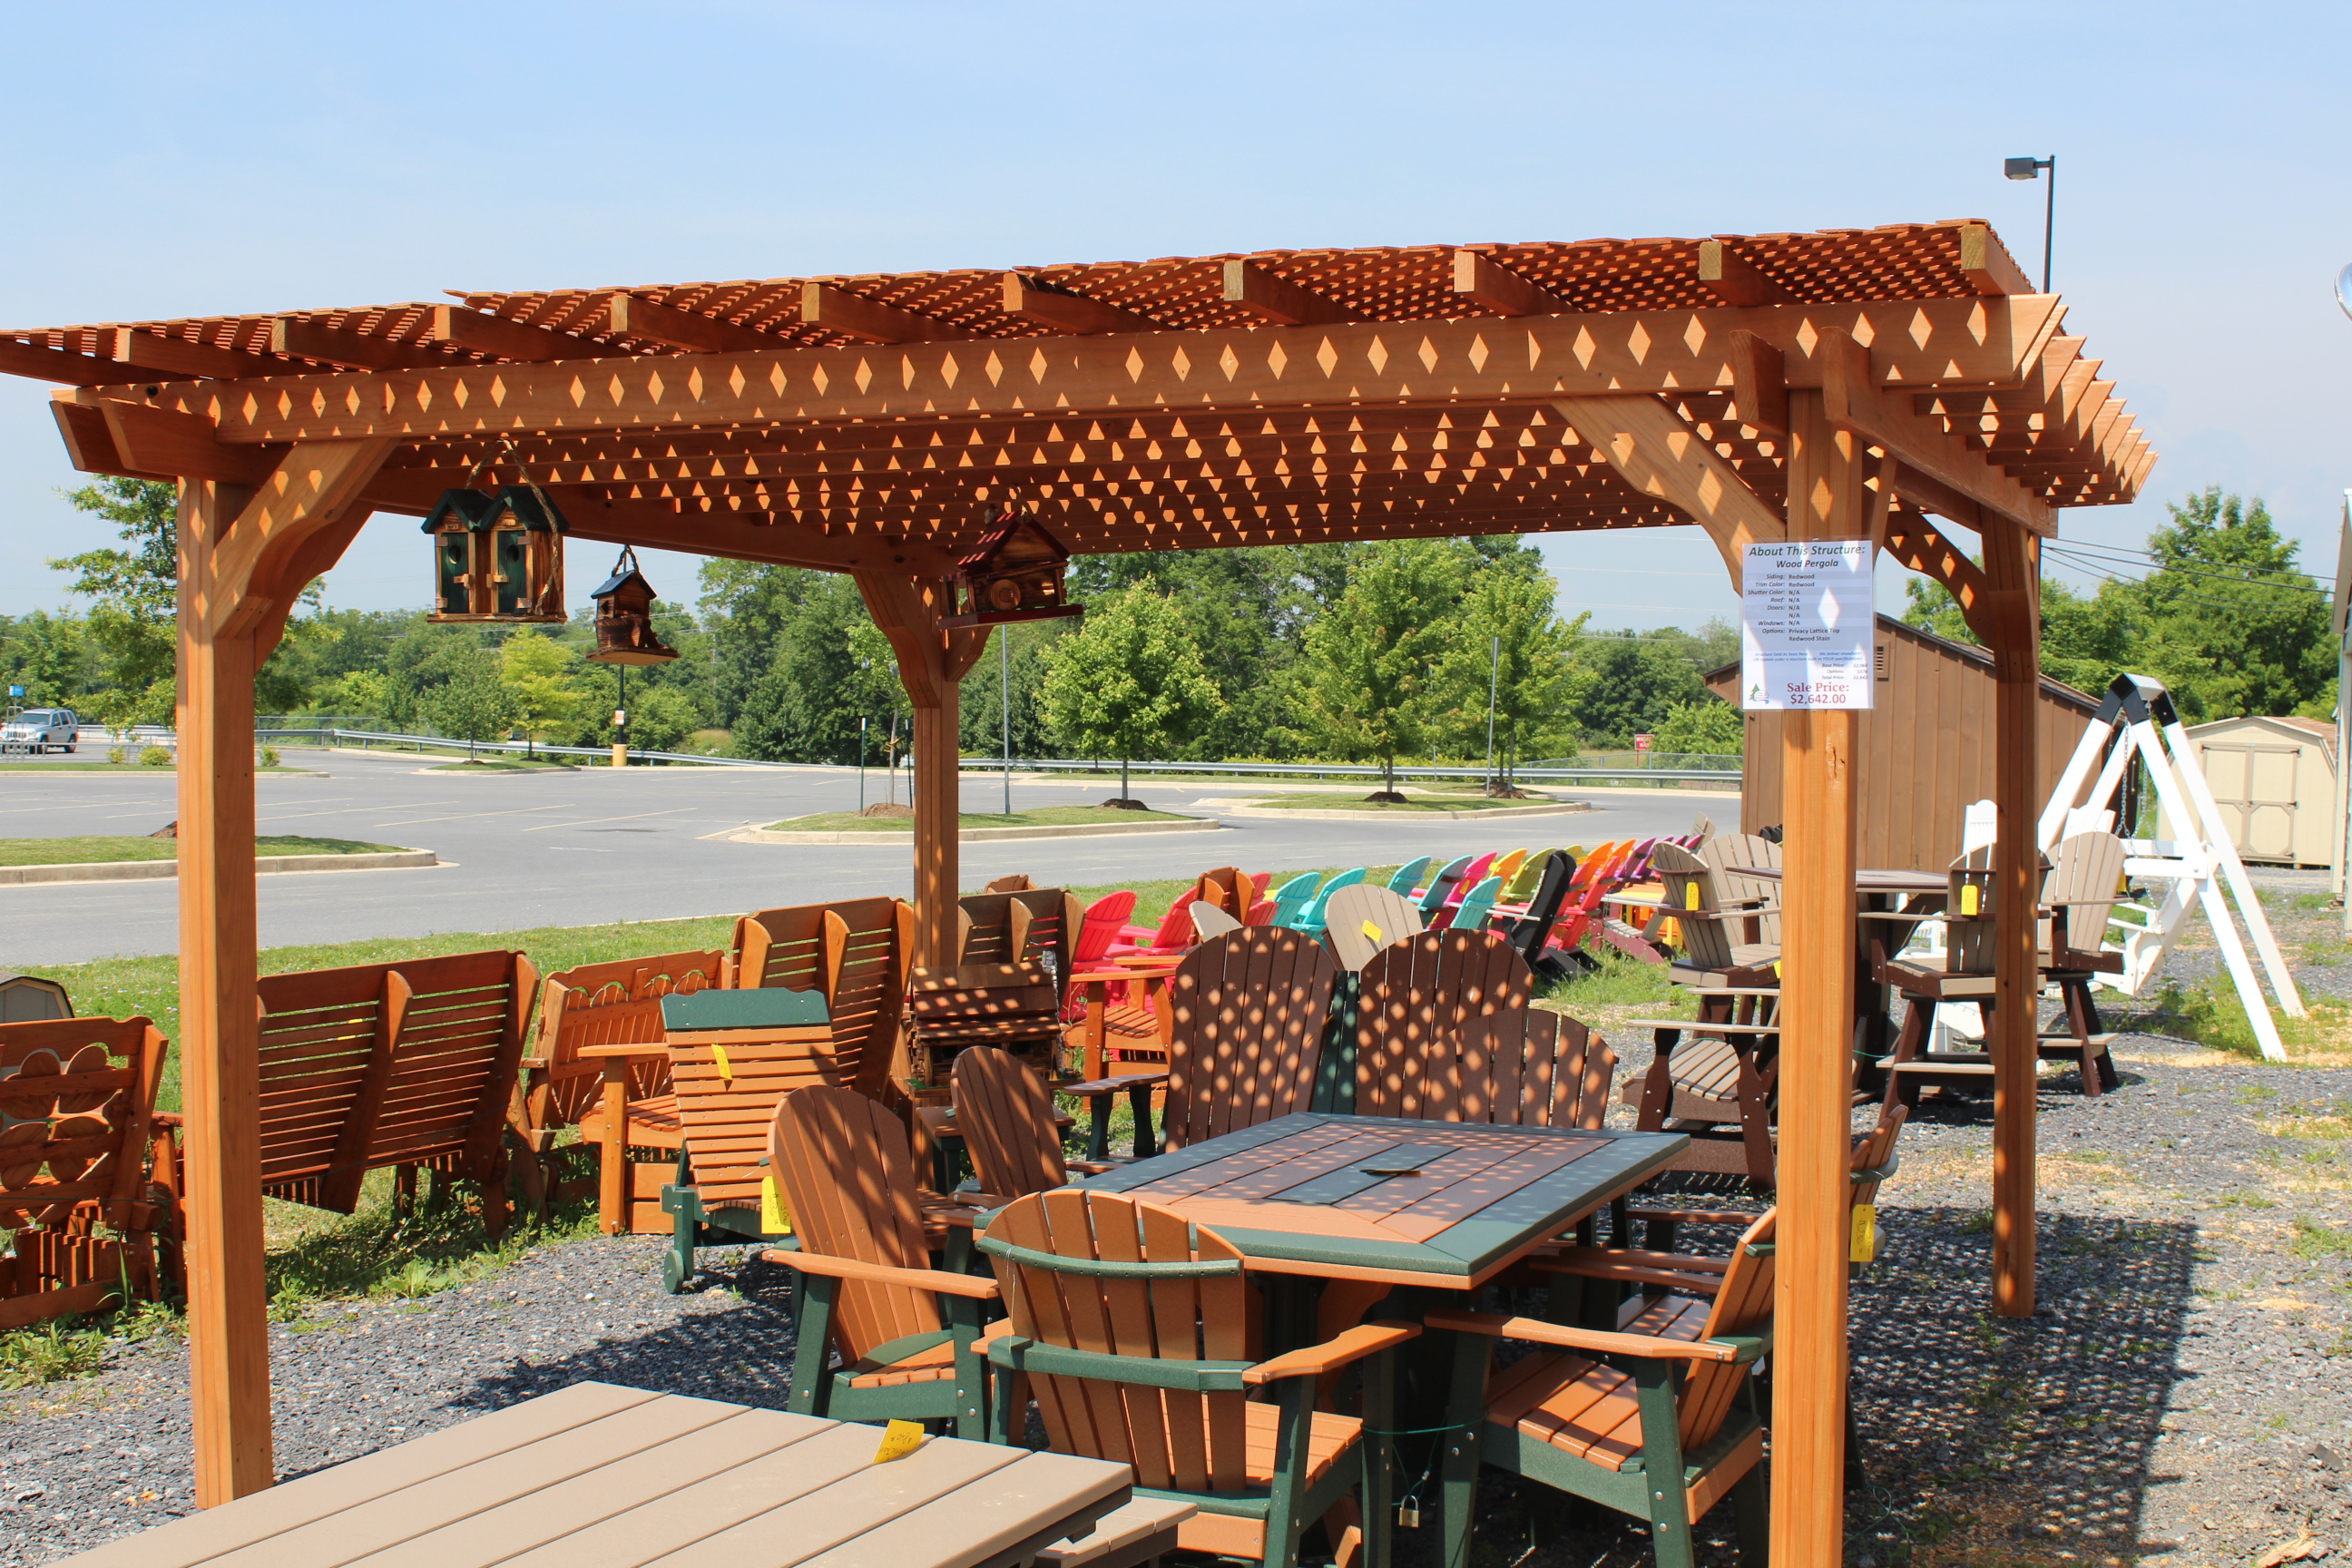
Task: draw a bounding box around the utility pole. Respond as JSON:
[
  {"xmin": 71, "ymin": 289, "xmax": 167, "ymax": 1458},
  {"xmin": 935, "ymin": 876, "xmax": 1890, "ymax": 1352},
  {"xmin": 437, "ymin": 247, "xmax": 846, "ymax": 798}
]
[{"xmin": 1001, "ymin": 631, "xmax": 1013, "ymax": 816}]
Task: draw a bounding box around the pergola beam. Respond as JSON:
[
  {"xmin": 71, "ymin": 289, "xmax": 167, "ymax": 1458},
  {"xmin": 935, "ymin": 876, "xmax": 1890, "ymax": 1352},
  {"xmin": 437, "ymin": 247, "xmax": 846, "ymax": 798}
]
[
  {"xmin": 1221, "ymin": 260, "xmax": 1351, "ymax": 326},
  {"xmin": 606, "ymin": 293, "xmax": 780, "ymax": 354},
  {"xmin": 1958, "ymin": 223, "xmax": 2035, "ymax": 296},
  {"xmin": 1451, "ymin": 250, "xmax": 1566, "ymax": 316},
  {"xmin": 270, "ymin": 318, "xmax": 446, "ymax": 371},
  {"xmin": 1553, "ymin": 395, "xmax": 1785, "ymax": 585},
  {"xmin": 113, "ymin": 328, "xmax": 281, "ymax": 382},
  {"xmin": 0, "ymin": 338, "xmax": 123, "ymax": 386},
  {"xmin": 425, "ymin": 305, "xmax": 601, "ymax": 363},
  {"xmin": 802, "ymin": 283, "xmax": 970, "ymax": 344},
  {"xmin": 999, "ymin": 274, "xmax": 1157, "ymax": 336},
  {"xmin": 1818, "ymin": 328, "xmax": 2055, "ymax": 535},
  {"xmin": 1698, "ymin": 240, "xmax": 1794, "ymax": 307},
  {"xmin": 89, "ymin": 294, "xmax": 2068, "ymax": 449}
]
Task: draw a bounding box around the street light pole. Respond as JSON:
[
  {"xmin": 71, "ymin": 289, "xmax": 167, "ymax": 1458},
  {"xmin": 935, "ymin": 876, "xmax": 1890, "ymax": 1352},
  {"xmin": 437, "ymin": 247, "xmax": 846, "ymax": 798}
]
[
  {"xmin": 1000, "ymin": 631, "xmax": 1013, "ymax": 816},
  {"xmin": 2004, "ymin": 155, "xmax": 2056, "ymax": 292},
  {"xmin": 1484, "ymin": 634, "xmax": 1501, "ymax": 796}
]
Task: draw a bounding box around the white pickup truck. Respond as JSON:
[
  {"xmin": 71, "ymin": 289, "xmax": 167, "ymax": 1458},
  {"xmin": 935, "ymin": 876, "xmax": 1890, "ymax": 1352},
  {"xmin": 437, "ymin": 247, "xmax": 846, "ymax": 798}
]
[{"xmin": 0, "ymin": 708, "xmax": 81, "ymax": 754}]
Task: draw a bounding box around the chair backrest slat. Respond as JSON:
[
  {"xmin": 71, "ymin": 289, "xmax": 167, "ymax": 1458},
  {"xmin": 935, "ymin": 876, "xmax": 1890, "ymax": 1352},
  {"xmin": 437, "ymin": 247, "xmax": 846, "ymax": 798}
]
[
  {"xmin": 2045, "ymin": 831, "xmax": 2127, "ymax": 959},
  {"xmin": 1357, "ymin": 932, "xmax": 1597, "ymax": 1123},
  {"xmin": 1320, "ymin": 884, "xmax": 1425, "ymax": 972},
  {"xmin": 733, "ymin": 898, "xmax": 909, "ymax": 1100},
  {"xmin": 951, "ymin": 1046, "xmax": 1067, "ymax": 1199},
  {"xmin": 1650, "ymin": 842, "xmax": 1733, "ymax": 970},
  {"xmin": 1679, "ymin": 1210, "xmax": 1777, "ymax": 1451},
  {"xmin": 769, "ymin": 1086, "xmax": 938, "ymax": 1363},
  {"xmin": 534, "ymin": 950, "xmax": 724, "ymax": 1127},
  {"xmin": 1162, "ymin": 928, "xmax": 1338, "ymax": 1151},
  {"xmin": 1700, "ymin": 833, "xmax": 1784, "ymax": 945}
]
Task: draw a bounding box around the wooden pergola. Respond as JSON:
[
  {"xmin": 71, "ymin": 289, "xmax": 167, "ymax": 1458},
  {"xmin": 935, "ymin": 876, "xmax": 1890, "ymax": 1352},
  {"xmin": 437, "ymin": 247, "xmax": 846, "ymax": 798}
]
[{"xmin": 5, "ymin": 220, "xmax": 2148, "ymax": 1563}]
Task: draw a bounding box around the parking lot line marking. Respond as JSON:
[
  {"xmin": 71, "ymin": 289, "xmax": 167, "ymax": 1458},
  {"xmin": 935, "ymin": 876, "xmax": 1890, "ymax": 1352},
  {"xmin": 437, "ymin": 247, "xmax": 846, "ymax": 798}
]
[
  {"xmin": 518, "ymin": 806, "xmax": 698, "ymax": 832},
  {"xmin": 371, "ymin": 804, "xmax": 574, "ymax": 827}
]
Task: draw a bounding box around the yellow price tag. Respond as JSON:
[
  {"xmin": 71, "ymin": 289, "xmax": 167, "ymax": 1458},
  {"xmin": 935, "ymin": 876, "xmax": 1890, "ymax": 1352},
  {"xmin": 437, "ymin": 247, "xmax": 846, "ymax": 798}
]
[
  {"xmin": 710, "ymin": 1042, "xmax": 733, "ymax": 1084},
  {"xmin": 760, "ymin": 1173, "xmax": 791, "ymax": 1235},
  {"xmin": 1360, "ymin": 920, "xmax": 1384, "ymax": 944},
  {"xmin": 1848, "ymin": 1202, "xmax": 1877, "ymax": 1264},
  {"xmin": 1683, "ymin": 884, "xmax": 1700, "ymax": 911},
  {"xmin": 1959, "ymin": 885, "xmax": 1979, "ymax": 916},
  {"xmin": 873, "ymin": 1418, "xmax": 926, "ymax": 1463}
]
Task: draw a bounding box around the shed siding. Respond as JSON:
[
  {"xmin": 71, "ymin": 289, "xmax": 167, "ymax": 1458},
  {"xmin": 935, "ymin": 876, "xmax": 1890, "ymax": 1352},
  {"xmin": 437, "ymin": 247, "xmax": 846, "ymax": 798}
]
[
  {"xmin": 2158, "ymin": 716, "xmax": 2339, "ymax": 867},
  {"xmin": 1706, "ymin": 615, "xmax": 2099, "ymax": 871}
]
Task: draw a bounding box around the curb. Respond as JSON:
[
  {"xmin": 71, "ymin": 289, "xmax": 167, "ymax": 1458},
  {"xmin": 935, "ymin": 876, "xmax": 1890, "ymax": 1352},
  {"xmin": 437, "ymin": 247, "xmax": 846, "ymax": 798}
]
[
  {"xmin": 719, "ymin": 818, "xmax": 1222, "ymax": 846},
  {"xmin": 0, "ymin": 849, "xmax": 440, "ymax": 887},
  {"xmin": 1218, "ymin": 800, "xmax": 1596, "ymax": 822}
]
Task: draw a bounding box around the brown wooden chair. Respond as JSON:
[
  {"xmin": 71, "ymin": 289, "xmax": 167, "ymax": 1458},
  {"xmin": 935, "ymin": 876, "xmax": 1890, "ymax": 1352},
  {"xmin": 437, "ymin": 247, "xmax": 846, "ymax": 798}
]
[
  {"xmin": 1353, "ymin": 930, "xmax": 1616, "ymax": 1130},
  {"xmin": 1429, "ymin": 1211, "xmax": 1775, "ymax": 1568},
  {"xmin": 730, "ymin": 896, "xmax": 912, "ymax": 1102},
  {"xmin": 246, "ymin": 949, "xmax": 537, "ymax": 1238},
  {"xmin": 977, "ymin": 1189, "xmax": 1417, "ymax": 1566},
  {"xmin": 0, "ymin": 1016, "xmax": 173, "ymax": 1327},
  {"xmin": 1068, "ymin": 926, "xmax": 1339, "ymax": 1158},
  {"xmin": 948, "ymin": 1045, "xmax": 1113, "ymax": 1204},
  {"xmin": 764, "ymin": 1086, "xmax": 998, "ymax": 1439},
  {"xmin": 512, "ymin": 949, "xmax": 727, "ymax": 1232}
]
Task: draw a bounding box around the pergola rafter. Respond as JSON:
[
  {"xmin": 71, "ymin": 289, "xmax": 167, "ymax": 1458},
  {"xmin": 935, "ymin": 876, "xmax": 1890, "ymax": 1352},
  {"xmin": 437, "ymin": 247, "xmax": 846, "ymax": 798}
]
[{"xmin": 2, "ymin": 221, "xmax": 2152, "ymax": 1566}]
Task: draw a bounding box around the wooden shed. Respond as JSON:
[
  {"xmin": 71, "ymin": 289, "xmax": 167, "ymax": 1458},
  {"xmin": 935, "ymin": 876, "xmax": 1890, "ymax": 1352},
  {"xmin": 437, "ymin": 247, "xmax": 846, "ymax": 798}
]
[
  {"xmin": 2159, "ymin": 715, "xmax": 2339, "ymax": 867},
  {"xmin": 1706, "ymin": 614, "xmax": 2101, "ymax": 870}
]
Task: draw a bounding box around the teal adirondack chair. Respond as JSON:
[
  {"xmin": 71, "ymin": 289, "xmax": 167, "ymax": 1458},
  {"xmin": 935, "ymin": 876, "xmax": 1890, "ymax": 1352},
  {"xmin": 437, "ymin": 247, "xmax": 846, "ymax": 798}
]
[
  {"xmin": 1445, "ymin": 875, "xmax": 1504, "ymax": 933},
  {"xmin": 1385, "ymin": 856, "xmax": 1433, "ymax": 897},
  {"xmin": 1268, "ymin": 872, "xmax": 1324, "ymax": 930},
  {"xmin": 1296, "ymin": 867, "xmax": 1366, "ymax": 934},
  {"xmin": 1416, "ymin": 856, "xmax": 1474, "ymax": 918}
]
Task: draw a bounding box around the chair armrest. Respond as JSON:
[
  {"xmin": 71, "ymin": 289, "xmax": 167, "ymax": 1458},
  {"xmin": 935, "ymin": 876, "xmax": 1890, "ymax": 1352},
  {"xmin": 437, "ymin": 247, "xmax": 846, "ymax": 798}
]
[
  {"xmin": 1424, "ymin": 1308, "xmax": 1745, "ymax": 1362},
  {"xmin": 760, "ymin": 1249, "xmax": 1000, "ymax": 1300},
  {"xmin": 151, "ymin": 1112, "xmax": 184, "ymax": 1129},
  {"xmin": 1068, "ymin": 1159, "xmax": 1117, "ymax": 1176},
  {"xmin": 518, "ymin": 1054, "xmax": 552, "ymax": 1071},
  {"xmin": 575, "ymin": 1044, "xmax": 668, "ymax": 1061},
  {"xmin": 1108, "ymin": 955, "xmax": 1182, "ymax": 971},
  {"xmin": 1063, "ymin": 1070, "xmax": 1170, "ymax": 1096},
  {"xmin": 1241, "ymin": 1321, "xmax": 1420, "ymax": 1385}
]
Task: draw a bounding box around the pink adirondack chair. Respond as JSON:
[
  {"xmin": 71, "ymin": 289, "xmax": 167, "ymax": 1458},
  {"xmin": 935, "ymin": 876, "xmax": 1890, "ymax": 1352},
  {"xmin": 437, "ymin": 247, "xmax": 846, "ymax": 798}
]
[
  {"xmin": 1063, "ymin": 890, "xmax": 1139, "ymax": 1019},
  {"xmin": 1427, "ymin": 852, "xmax": 1500, "ymax": 931}
]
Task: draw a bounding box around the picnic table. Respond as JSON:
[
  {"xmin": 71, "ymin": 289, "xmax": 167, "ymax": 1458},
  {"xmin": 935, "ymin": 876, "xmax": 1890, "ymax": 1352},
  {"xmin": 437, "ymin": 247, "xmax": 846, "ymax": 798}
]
[{"xmin": 56, "ymin": 1380, "xmax": 1181, "ymax": 1568}]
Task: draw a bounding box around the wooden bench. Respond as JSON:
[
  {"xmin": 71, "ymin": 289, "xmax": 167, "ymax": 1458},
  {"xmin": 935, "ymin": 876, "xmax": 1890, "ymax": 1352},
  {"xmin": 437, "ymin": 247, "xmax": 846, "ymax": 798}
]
[
  {"xmin": 246, "ymin": 950, "xmax": 537, "ymax": 1237},
  {"xmin": 512, "ymin": 949, "xmax": 730, "ymax": 1233},
  {"xmin": 0, "ymin": 1016, "xmax": 173, "ymax": 1327},
  {"xmin": 731, "ymin": 897, "xmax": 910, "ymax": 1102}
]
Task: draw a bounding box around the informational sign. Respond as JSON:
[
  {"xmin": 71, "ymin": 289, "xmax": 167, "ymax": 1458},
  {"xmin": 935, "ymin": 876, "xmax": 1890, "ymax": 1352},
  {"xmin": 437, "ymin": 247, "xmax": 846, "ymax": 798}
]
[
  {"xmin": 1740, "ymin": 541, "xmax": 1874, "ymax": 710},
  {"xmin": 5, "ymin": 686, "xmax": 21, "ymax": 698},
  {"xmin": 1632, "ymin": 734, "xmax": 1654, "ymax": 753}
]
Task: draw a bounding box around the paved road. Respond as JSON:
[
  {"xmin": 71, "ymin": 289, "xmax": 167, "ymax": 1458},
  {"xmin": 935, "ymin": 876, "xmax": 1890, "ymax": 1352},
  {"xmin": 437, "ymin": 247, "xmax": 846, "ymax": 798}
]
[{"xmin": 0, "ymin": 750, "xmax": 1730, "ymax": 963}]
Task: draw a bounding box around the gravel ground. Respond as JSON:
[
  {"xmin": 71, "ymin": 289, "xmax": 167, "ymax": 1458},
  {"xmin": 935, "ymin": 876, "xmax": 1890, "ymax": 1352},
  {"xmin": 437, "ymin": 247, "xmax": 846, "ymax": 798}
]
[{"xmin": 7, "ymin": 872, "xmax": 2350, "ymax": 1567}]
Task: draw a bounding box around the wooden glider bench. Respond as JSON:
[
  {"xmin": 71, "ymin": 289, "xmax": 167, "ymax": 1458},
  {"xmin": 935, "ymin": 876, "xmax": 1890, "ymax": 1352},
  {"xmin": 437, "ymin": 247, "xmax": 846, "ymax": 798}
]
[
  {"xmin": 0, "ymin": 1015, "xmax": 174, "ymax": 1327},
  {"xmin": 511, "ymin": 948, "xmax": 730, "ymax": 1232},
  {"xmin": 181, "ymin": 951, "xmax": 537, "ymax": 1238}
]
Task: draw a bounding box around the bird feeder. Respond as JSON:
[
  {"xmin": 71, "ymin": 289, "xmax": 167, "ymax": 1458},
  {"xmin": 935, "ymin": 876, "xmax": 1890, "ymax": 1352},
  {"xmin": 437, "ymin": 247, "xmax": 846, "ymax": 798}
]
[
  {"xmin": 943, "ymin": 505, "xmax": 1083, "ymax": 628},
  {"xmin": 585, "ymin": 546, "xmax": 679, "ymax": 666},
  {"xmin": 421, "ymin": 485, "xmax": 568, "ymax": 623}
]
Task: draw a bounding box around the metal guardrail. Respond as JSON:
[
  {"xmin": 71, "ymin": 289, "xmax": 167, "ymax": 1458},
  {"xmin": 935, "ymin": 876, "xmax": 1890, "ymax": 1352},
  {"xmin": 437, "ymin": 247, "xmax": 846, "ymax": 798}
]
[
  {"xmin": 952, "ymin": 758, "xmax": 1740, "ymax": 784},
  {"xmin": 245, "ymin": 728, "xmax": 790, "ymax": 769}
]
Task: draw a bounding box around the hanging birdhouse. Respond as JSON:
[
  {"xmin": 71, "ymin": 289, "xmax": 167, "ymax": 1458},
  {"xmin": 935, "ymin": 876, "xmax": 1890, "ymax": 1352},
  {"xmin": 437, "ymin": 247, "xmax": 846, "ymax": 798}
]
[
  {"xmin": 944, "ymin": 505, "xmax": 1083, "ymax": 628},
  {"xmin": 421, "ymin": 486, "xmax": 568, "ymax": 623},
  {"xmin": 585, "ymin": 546, "xmax": 679, "ymax": 666}
]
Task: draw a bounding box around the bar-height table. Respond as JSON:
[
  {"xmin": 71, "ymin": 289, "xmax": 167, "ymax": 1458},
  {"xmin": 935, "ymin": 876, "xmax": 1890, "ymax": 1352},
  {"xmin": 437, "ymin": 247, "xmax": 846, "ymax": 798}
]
[
  {"xmin": 54, "ymin": 1381, "xmax": 1171, "ymax": 1568},
  {"xmin": 1742, "ymin": 865, "xmax": 1948, "ymax": 1055}
]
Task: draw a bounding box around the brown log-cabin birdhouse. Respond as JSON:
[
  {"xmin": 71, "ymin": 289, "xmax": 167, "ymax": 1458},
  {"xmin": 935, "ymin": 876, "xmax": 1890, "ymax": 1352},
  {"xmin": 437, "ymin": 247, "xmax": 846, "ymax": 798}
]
[
  {"xmin": 585, "ymin": 546, "xmax": 679, "ymax": 666},
  {"xmin": 422, "ymin": 486, "xmax": 568, "ymax": 623},
  {"xmin": 943, "ymin": 505, "xmax": 1083, "ymax": 628}
]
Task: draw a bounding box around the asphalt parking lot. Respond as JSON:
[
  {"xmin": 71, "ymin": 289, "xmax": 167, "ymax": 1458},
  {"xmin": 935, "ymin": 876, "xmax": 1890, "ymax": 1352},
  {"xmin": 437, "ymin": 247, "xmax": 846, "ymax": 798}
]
[{"xmin": 0, "ymin": 749, "xmax": 1729, "ymax": 962}]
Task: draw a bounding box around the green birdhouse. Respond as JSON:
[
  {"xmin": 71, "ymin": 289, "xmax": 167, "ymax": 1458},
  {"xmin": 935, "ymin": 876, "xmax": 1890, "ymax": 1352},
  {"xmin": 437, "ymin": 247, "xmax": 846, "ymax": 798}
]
[{"xmin": 422, "ymin": 486, "xmax": 568, "ymax": 623}]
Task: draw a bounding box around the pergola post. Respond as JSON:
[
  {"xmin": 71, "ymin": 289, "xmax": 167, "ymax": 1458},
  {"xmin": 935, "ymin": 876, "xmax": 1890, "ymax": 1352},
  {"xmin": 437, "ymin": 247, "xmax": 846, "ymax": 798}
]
[
  {"xmin": 856, "ymin": 573, "xmax": 991, "ymax": 969},
  {"xmin": 1769, "ymin": 390, "xmax": 1876, "ymax": 1558},
  {"xmin": 175, "ymin": 476, "xmax": 274, "ymax": 1505},
  {"xmin": 1984, "ymin": 523, "xmax": 2043, "ymax": 1315}
]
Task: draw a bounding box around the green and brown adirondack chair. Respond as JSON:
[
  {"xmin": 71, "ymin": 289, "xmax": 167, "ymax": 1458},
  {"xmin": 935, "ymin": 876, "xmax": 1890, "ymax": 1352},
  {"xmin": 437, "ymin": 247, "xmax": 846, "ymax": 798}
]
[
  {"xmin": 977, "ymin": 1189, "xmax": 1418, "ymax": 1567},
  {"xmin": 1427, "ymin": 1210, "xmax": 1775, "ymax": 1568},
  {"xmin": 765, "ymin": 1085, "xmax": 998, "ymax": 1439}
]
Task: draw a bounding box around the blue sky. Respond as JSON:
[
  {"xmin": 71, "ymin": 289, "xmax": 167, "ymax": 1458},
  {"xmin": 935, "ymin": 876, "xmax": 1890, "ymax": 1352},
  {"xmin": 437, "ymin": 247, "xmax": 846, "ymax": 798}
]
[{"xmin": 4, "ymin": 1, "xmax": 2347, "ymax": 629}]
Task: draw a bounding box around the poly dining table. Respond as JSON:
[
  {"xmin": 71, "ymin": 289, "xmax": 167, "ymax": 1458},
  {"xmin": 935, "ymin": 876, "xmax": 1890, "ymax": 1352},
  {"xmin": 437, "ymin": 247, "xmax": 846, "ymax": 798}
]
[
  {"xmin": 1743, "ymin": 864, "xmax": 1949, "ymax": 1054},
  {"xmin": 55, "ymin": 1380, "xmax": 1176, "ymax": 1568}
]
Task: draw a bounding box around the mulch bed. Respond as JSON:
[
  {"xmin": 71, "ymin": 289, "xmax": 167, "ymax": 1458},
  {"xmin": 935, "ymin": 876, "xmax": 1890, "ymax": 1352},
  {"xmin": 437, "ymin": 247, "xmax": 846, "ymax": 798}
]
[{"xmin": 7, "ymin": 877, "xmax": 2350, "ymax": 1567}]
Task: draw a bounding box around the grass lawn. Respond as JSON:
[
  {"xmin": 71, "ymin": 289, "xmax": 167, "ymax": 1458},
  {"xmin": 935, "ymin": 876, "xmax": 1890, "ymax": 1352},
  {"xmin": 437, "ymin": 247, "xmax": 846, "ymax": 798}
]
[
  {"xmin": 769, "ymin": 804, "xmax": 1196, "ymax": 832},
  {"xmin": 428, "ymin": 757, "xmax": 582, "ymax": 772},
  {"xmin": 0, "ymin": 834, "xmax": 410, "ymax": 867},
  {"xmin": 1243, "ymin": 791, "xmax": 1553, "ymax": 811}
]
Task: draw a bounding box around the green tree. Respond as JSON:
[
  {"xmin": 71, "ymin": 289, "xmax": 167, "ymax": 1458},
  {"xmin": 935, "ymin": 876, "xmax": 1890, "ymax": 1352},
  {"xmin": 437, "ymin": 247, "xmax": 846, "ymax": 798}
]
[
  {"xmin": 1436, "ymin": 565, "xmax": 1589, "ymax": 785},
  {"xmin": 1040, "ymin": 583, "xmax": 1222, "ymax": 801},
  {"xmin": 1565, "ymin": 630, "xmax": 1716, "ymax": 749},
  {"xmin": 733, "ymin": 576, "xmax": 877, "ymax": 763},
  {"xmin": 1298, "ymin": 539, "xmax": 1469, "ymax": 795},
  {"xmin": 500, "ymin": 632, "xmax": 581, "ymax": 756},
  {"xmin": 425, "ymin": 647, "xmax": 518, "ymax": 752},
  {"xmin": 0, "ymin": 612, "xmax": 94, "ymax": 707},
  {"xmin": 51, "ymin": 479, "xmax": 177, "ymax": 694},
  {"xmin": 957, "ymin": 620, "xmax": 1068, "ymax": 761},
  {"xmin": 1653, "ymin": 698, "xmax": 1745, "ymax": 755}
]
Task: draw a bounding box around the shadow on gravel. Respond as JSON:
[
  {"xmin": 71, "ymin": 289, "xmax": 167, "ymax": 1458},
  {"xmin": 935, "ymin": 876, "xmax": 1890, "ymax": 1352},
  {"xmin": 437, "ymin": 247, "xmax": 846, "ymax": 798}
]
[
  {"xmin": 1849, "ymin": 1203, "xmax": 2198, "ymax": 1566},
  {"xmin": 430, "ymin": 1248, "xmax": 807, "ymax": 1426}
]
